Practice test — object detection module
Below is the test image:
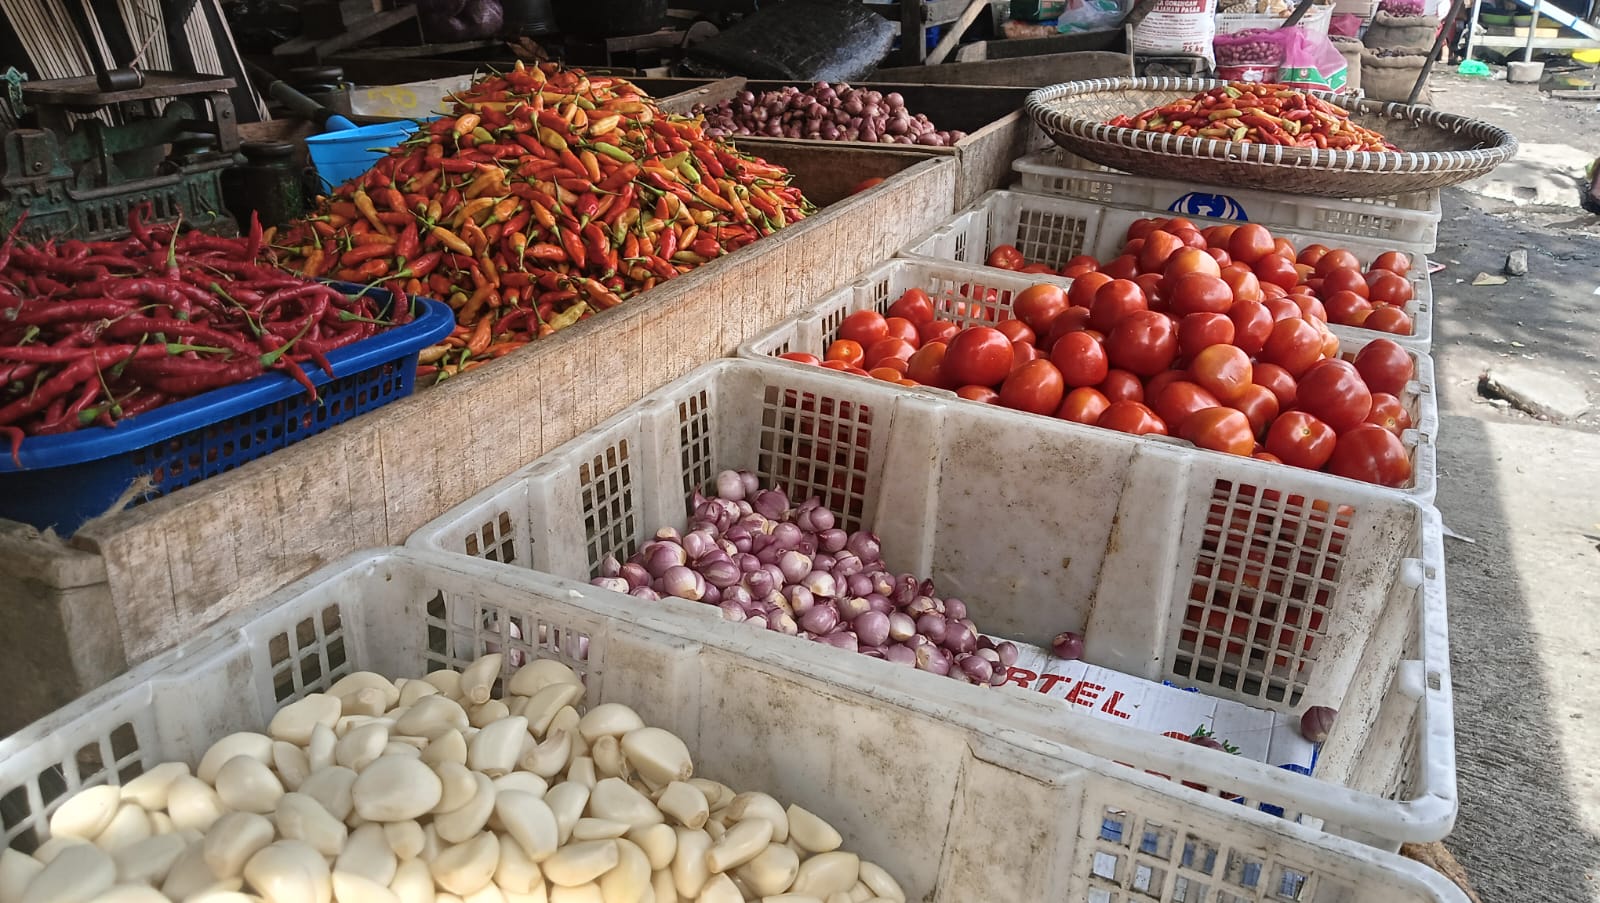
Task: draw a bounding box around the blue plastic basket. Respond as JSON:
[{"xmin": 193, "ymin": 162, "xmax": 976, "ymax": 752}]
[
  {"xmin": 305, "ymin": 120, "xmax": 423, "ymax": 190},
  {"xmin": 0, "ymin": 287, "xmax": 455, "ymax": 534}
]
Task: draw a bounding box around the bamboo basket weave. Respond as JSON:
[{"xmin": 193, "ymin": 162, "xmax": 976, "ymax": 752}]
[{"xmin": 1026, "ymin": 78, "xmax": 1516, "ymax": 197}]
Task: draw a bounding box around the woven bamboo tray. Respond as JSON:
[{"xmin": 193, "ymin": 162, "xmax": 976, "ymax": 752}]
[{"xmin": 1026, "ymin": 78, "xmax": 1517, "ymax": 198}]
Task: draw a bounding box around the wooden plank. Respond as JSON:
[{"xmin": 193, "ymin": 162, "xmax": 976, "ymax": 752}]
[
  {"xmin": 17, "ymin": 152, "xmax": 958, "ymax": 687},
  {"xmin": 926, "ymin": 0, "xmax": 989, "ymax": 65},
  {"xmin": 654, "ymin": 77, "xmax": 746, "ymax": 116},
  {"xmin": 272, "ymin": 5, "xmax": 417, "ymax": 59},
  {"xmin": 873, "ymin": 50, "xmax": 1136, "ymax": 86}
]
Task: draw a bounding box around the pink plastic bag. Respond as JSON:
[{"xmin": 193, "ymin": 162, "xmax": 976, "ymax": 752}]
[
  {"xmin": 1329, "ymin": 13, "xmax": 1364, "ymax": 36},
  {"xmin": 1212, "ymin": 25, "xmax": 1349, "ymax": 91}
]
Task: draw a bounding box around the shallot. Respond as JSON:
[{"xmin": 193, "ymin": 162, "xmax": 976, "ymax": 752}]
[{"xmin": 695, "ymin": 83, "xmax": 967, "ymax": 147}]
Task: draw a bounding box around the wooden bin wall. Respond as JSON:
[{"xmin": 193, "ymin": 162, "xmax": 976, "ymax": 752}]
[{"xmin": 0, "ymin": 152, "xmax": 959, "ymax": 737}]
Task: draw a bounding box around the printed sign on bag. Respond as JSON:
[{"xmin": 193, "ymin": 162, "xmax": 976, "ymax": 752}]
[{"xmin": 1168, "ymin": 191, "xmax": 1251, "ymax": 221}]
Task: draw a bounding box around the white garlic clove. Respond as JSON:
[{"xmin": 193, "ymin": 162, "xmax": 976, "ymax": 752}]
[
  {"xmin": 47, "ymin": 784, "xmax": 121, "ymax": 841},
  {"xmin": 620, "ymin": 730, "xmax": 693, "ymax": 789},
  {"xmin": 276, "ymin": 792, "xmax": 349, "ymax": 857},
  {"xmin": 215, "ymin": 755, "xmax": 285, "ymax": 814},
  {"xmin": 118, "ymin": 762, "xmax": 191, "ymax": 812},
  {"xmin": 351, "ymin": 757, "xmax": 442, "ymax": 823},
  {"xmin": 20, "ymin": 843, "xmax": 115, "ymax": 903},
  {"xmin": 244, "ymin": 839, "xmax": 332, "ymax": 903},
  {"xmin": 268, "ymin": 694, "xmax": 342, "ymax": 746}
]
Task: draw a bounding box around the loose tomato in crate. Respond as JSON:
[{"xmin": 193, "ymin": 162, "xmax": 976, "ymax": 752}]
[
  {"xmin": 901, "ymin": 190, "xmax": 1435, "ymax": 351},
  {"xmin": 410, "ymin": 358, "xmax": 1454, "ymax": 845},
  {"xmin": 742, "ymin": 258, "xmax": 1436, "ymax": 500}
]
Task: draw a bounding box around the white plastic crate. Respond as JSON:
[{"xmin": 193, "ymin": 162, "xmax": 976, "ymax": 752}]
[
  {"xmin": 1013, "ymin": 147, "xmax": 1442, "ymax": 253},
  {"xmin": 738, "ymin": 257, "xmax": 1438, "ymax": 503},
  {"xmin": 0, "ymin": 550, "xmax": 1469, "ymax": 903},
  {"xmin": 409, "ymin": 358, "xmax": 1456, "ymax": 846},
  {"xmin": 900, "ymin": 190, "xmax": 1434, "ymax": 352}
]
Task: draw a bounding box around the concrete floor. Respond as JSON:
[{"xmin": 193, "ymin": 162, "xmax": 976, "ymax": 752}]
[{"xmin": 1425, "ymin": 72, "xmax": 1600, "ymax": 902}]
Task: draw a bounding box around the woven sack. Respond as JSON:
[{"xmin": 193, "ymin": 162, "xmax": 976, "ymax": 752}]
[
  {"xmin": 1331, "ymin": 35, "xmax": 1363, "ymax": 93},
  {"xmin": 1362, "ymin": 48, "xmax": 1430, "ymax": 103},
  {"xmin": 1364, "ymin": 12, "xmax": 1439, "ymax": 50}
]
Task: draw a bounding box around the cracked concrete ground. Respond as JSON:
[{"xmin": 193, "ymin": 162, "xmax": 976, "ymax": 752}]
[{"xmin": 1423, "ymin": 71, "xmax": 1600, "ymax": 902}]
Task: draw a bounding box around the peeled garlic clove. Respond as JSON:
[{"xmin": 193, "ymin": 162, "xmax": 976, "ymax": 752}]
[
  {"xmin": 595, "ymin": 837, "xmax": 649, "ymax": 903},
  {"xmin": 857, "ymin": 862, "xmax": 903, "ymax": 902},
  {"xmin": 422, "ymin": 729, "xmax": 470, "ymax": 768},
  {"xmin": 184, "ymin": 889, "xmax": 255, "ymax": 903},
  {"xmin": 118, "ymin": 762, "xmax": 190, "ymax": 811},
  {"xmin": 397, "ymin": 680, "xmax": 440, "ymax": 708},
  {"xmin": 620, "ymin": 729, "xmax": 693, "ymax": 788},
  {"xmin": 308, "ymin": 723, "xmax": 338, "ymax": 773},
  {"xmin": 436, "ymin": 774, "xmax": 496, "ymax": 844},
  {"xmin": 670, "ymin": 829, "xmax": 712, "ymax": 898},
  {"xmin": 505, "ymin": 660, "xmax": 582, "ymax": 697},
  {"xmin": 496, "ymin": 791, "xmax": 559, "ymax": 863},
  {"xmin": 0, "ymin": 849, "xmax": 41, "ymax": 902},
  {"xmin": 654, "ymin": 783, "xmax": 708, "ymax": 831},
  {"xmin": 244, "ymin": 839, "xmax": 332, "ymax": 903},
  {"xmin": 336, "ymin": 723, "xmax": 391, "ymax": 773},
  {"xmin": 547, "ymin": 886, "xmax": 603, "ymax": 903},
  {"xmin": 276, "ymin": 792, "xmax": 349, "ymax": 857},
  {"xmin": 272, "ymin": 742, "xmax": 312, "ymax": 792},
  {"xmin": 111, "ymin": 832, "xmax": 186, "ymax": 885},
  {"xmin": 626, "ymin": 824, "xmax": 676, "ymax": 872},
  {"xmin": 198, "ymin": 733, "xmax": 273, "ymax": 785},
  {"xmin": 167, "ymin": 775, "xmax": 226, "ymax": 833},
  {"xmin": 589, "ymin": 778, "xmax": 663, "ymax": 830},
  {"xmin": 565, "ymin": 757, "xmax": 597, "ymax": 791},
  {"xmin": 202, "ymin": 811, "xmax": 275, "ymax": 879},
  {"xmin": 571, "ymin": 819, "xmax": 629, "ymax": 841},
  {"xmin": 544, "ymin": 782, "xmax": 589, "ymax": 846},
  {"xmin": 352, "ymin": 757, "xmax": 442, "ymax": 822},
  {"xmin": 215, "ymin": 755, "xmax": 285, "ymax": 814},
  {"xmin": 160, "ymin": 840, "xmax": 214, "ymax": 900},
  {"xmin": 734, "ymin": 843, "xmax": 799, "ymax": 898},
  {"xmin": 382, "ymin": 821, "xmax": 425, "ymax": 861},
  {"xmin": 430, "ymin": 832, "xmax": 499, "ymax": 896},
  {"xmin": 388, "ymin": 857, "xmax": 433, "ymax": 903},
  {"xmin": 394, "ymin": 697, "xmax": 469, "ymax": 740},
  {"xmin": 422, "ymin": 670, "xmax": 464, "ymax": 699},
  {"xmin": 20, "ymin": 843, "xmax": 115, "ymax": 903},
  {"xmin": 332, "ymin": 870, "xmax": 402, "ymax": 903},
  {"xmin": 336, "ymin": 824, "xmax": 398, "ymax": 886},
  {"xmin": 687, "ymin": 781, "xmax": 731, "ymax": 813},
  {"xmin": 577, "ymin": 705, "xmax": 644, "ymax": 744},
  {"xmin": 47, "ymin": 784, "xmax": 121, "ymax": 841},
  {"xmin": 705, "ymin": 818, "xmax": 771, "ymax": 874},
  {"xmin": 300, "ymin": 766, "xmax": 358, "ymax": 823},
  {"xmin": 88, "ymin": 885, "xmax": 171, "ymax": 903},
  {"xmin": 433, "ymin": 762, "xmax": 481, "ymax": 815},
  {"xmin": 726, "ymin": 793, "xmax": 787, "ymax": 843},
  {"xmin": 784, "ymin": 806, "xmax": 841, "ymax": 855},
  {"xmin": 342, "ymin": 688, "xmax": 392, "ymax": 719},
  {"xmin": 541, "ymin": 840, "xmax": 618, "ymax": 888},
  {"xmin": 458, "ymin": 654, "xmax": 503, "ymax": 706},
  {"xmin": 91, "ymin": 802, "xmax": 152, "ymax": 851},
  {"xmin": 492, "ymin": 772, "xmax": 548, "ymax": 800},
  {"xmin": 523, "ymin": 686, "xmax": 584, "ymax": 739},
  {"xmin": 522, "ymin": 730, "xmax": 574, "ymax": 780},
  {"xmin": 696, "ymin": 872, "xmax": 741, "ymax": 903},
  {"xmin": 493, "ymin": 832, "xmax": 542, "ymax": 895},
  {"xmin": 763, "ymin": 897, "xmax": 824, "ymax": 903},
  {"xmin": 548, "ymin": 709, "xmax": 586, "ymax": 757},
  {"xmin": 328, "ymin": 673, "xmax": 401, "ymax": 709},
  {"xmin": 467, "ymin": 716, "xmax": 527, "ymax": 777},
  {"xmin": 590, "ymin": 737, "xmax": 624, "ymax": 781},
  {"xmin": 269, "ymin": 694, "xmax": 342, "ymax": 746},
  {"xmin": 789, "ymin": 852, "xmax": 859, "ymax": 898}
]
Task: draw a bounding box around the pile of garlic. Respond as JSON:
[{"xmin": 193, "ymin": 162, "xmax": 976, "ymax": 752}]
[{"xmin": 2, "ymin": 654, "xmax": 906, "ymax": 903}]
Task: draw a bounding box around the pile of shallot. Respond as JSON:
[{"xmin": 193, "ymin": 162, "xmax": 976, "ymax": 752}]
[
  {"xmin": 592, "ymin": 471, "xmax": 1016, "ymax": 686},
  {"xmin": 694, "ymin": 84, "xmax": 967, "ymax": 147}
]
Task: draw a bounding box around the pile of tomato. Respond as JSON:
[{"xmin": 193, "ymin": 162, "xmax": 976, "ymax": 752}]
[
  {"xmin": 983, "ymin": 219, "xmax": 1419, "ymax": 338},
  {"xmin": 778, "ymin": 218, "xmax": 1420, "ymax": 488}
]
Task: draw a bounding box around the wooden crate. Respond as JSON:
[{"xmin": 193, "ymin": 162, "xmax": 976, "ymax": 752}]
[
  {"xmin": 0, "ymin": 151, "xmax": 958, "ymax": 737},
  {"xmin": 652, "ymin": 79, "xmax": 1049, "ymax": 209}
]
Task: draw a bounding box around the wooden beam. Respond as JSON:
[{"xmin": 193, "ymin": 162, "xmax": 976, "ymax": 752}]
[
  {"xmin": 925, "ymin": 0, "xmax": 989, "ymax": 65},
  {"xmin": 902, "ymin": 0, "xmax": 926, "ymax": 66}
]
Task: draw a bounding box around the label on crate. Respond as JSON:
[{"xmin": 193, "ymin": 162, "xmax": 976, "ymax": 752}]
[{"xmin": 997, "ymin": 640, "xmax": 1317, "ymax": 774}]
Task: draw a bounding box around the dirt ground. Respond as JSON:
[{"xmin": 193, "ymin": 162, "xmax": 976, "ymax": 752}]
[{"xmin": 1420, "ymin": 69, "xmax": 1600, "ymax": 902}]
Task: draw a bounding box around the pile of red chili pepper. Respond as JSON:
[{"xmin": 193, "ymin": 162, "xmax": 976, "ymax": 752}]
[
  {"xmin": 0, "ymin": 206, "xmax": 407, "ymax": 456},
  {"xmin": 265, "ymin": 61, "xmax": 813, "ymax": 382},
  {"xmin": 1106, "ymin": 83, "xmax": 1400, "ymax": 151}
]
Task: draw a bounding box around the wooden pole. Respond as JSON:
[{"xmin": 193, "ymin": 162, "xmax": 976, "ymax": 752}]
[{"xmin": 1409, "ymin": 0, "xmax": 1469, "ymax": 104}]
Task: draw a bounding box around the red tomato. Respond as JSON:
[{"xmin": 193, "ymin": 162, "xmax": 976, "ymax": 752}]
[
  {"xmin": 1097, "ymin": 369, "xmax": 1144, "ymax": 404},
  {"xmin": 1373, "ymin": 251, "xmax": 1412, "ymax": 277},
  {"xmin": 1262, "ymin": 319, "xmax": 1323, "ymax": 377},
  {"xmin": 1135, "ymin": 273, "xmax": 1166, "ymax": 310},
  {"xmin": 944, "ymin": 327, "xmax": 1015, "ymax": 387},
  {"xmin": 1143, "ymin": 370, "xmax": 1186, "ymax": 407},
  {"xmin": 1181, "ymin": 407, "xmax": 1255, "ymax": 457},
  {"xmin": 1138, "ymin": 230, "xmax": 1187, "ymax": 273},
  {"xmin": 1296, "ymin": 359, "xmax": 1373, "ymax": 433},
  {"xmin": 1253, "ymin": 450, "xmax": 1283, "ymax": 464},
  {"xmin": 1106, "ymin": 310, "xmax": 1179, "ymax": 376},
  {"xmin": 1098, "ymin": 401, "xmax": 1168, "ymax": 436},
  {"xmin": 1068, "ymin": 272, "xmax": 1113, "ymax": 309},
  {"xmin": 1265, "ymin": 411, "xmax": 1337, "ymax": 470},
  {"xmin": 1229, "ymin": 383, "xmax": 1281, "ymax": 437},
  {"xmin": 1272, "ymin": 237, "xmax": 1297, "ymax": 259},
  {"xmin": 1168, "ymin": 272, "xmax": 1234, "ymax": 316},
  {"xmin": 1219, "ymin": 264, "xmax": 1262, "ymax": 304},
  {"xmin": 999, "ymin": 359, "xmax": 1067, "ymax": 415},
  {"xmin": 1326, "ymin": 424, "xmax": 1412, "ymax": 487},
  {"xmin": 1178, "ymin": 312, "xmax": 1235, "ymax": 359},
  {"xmin": 1064, "ymin": 254, "xmax": 1099, "ymax": 271},
  {"xmin": 1323, "ymin": 290, "xmax": 1373, "ymax": 326},
  {"xmin": 1057, "ymin": 387, "xmax": 1111, "ymax": 424},
  {"xmin": 1303, "ymin": 297, "xmax": 1329, "ymax": 323},
  {"xmin": 987, "ymin": 245, "xmax": 1026, "ymax": 270},
  {"xmin": 825, "ymin": 339, "xmax": 866, "ymax": 368},
  {"xmin": 906, "ymin": 342, "xmax": 948, "ymax": 388},
  {"xmin": 1011, "ymin": 340, "xmax": 1043, "ymax": 369},
  {"xmin": 1253, "ymin": 254, "xmax": 1300, "ymax": 291},
  {"xmin": 1368, "ymin": 271, "xmax": 1413, "ymax": 307},
  {"xmin": 1227, "ymin": 300, "xmax": 1274, "ymax": 357},
  {"xmin": 868, "ymin": 366, "xmax": 904, "ymax": 382},
  {"xmin": 1263, "ymin": 297, "xmax": 1302, "ymax": 323},
  {"xmin": 1297, "ymin": 244, "xmax": 1330, "ymax": 267},
  {"xmin": 1164, "ymin": 247, "xmax": 1223, "ymax": 281},
  {"xmin": 1228, "ymin": 224, "xmax": 1276, "ymax": 265},
  {"xmin": 956, "ymin": 385, "xmax": 1000, "ymax": 403},
  {"xmin": 1201, "ymin": 224, "xmax": 1237, "ymax": 246},
  {"xmin": 884, "ymin": 317, "xmax": 921, "ymax": 348},
  {"xmin": 995, "ymin": 319, "xmax": 1036, "ymax": 345},
  {"xmin": 1013, "ymin": 284, "xmax": 1070, "ymax": 334},
  {"xmin": 1021, "ymin": 263, "xmax": 1056, "ymax": 274},
  {"xmin": 1049, "ymin": 330, "xmax": 1111, "ymax": 388},
  {"xmin": 919, "ymin": 319, "xmax": 960, "ymax": 345},
  {"xmin": 778, "ymin": 352, "xmax": 821, "ymax": 366},
  {"xmin": 1122, "ymin": 238, "xmax": 1146, "ymax": 257},
  {"xmin": 1061, "ymin": 264, "xmax": 1096, "ymax": 279},
  {"xmin": 1101, "ymin": 254, "xmax": 1141, "ymax": 281},
  {"xmin": 1260, "ymin": 282, "xmax": 1289, "ymax": 301},
  {"xmin": 1315, "ymin": 318, "xmax": 1342, "ymax": 359},
  {"xmin": 1366, "ymin": 393, "xmax": 1413, "ymax": 436},
  {"xmin": 1089, "ymin": 279, "xmax": 1148, "ymax": 332},
  {"xmin": 1362, "ymin": 306, "xmax": 1414, "ymax": 336},
  {"xmin": 1352, "ymin": 339, "xmax": 1415, "ymax": 395},
  {"xmin": 1152, "ymin": 381, "xmax": 1221, "ymax": 429},
  {"xmin": 821, "ymin": 360, "xmax": 869, "ymax": 376},
  {"xmin": 887, "ymin": 288, "xmax": 935, "ymax": 324},
  {"xmin": 1191, "ymin": 344, "xmax": 1253, "ymax": 402},
  {"xmin": 1043, "ymin": 306, "xmax": 1093, "ymax": 350},
  {"xmin": 851, "ymin": 177, "xmax": 885, "ymax": 194},
  {"xmin": 1206, "ymin": 247, "xmax": 1233, "ymax": 268},
  {"xmin": 1252, "ymin": 362, "xmax": 1298, "ymax": 409},
  {"xmin": 1126, "ymin": 218, "xmax": 1159, "ymax": 242},
  {"xmin": 1177, "ymin": 229, "xmax": 1208, "ymax": 250},
  {"xmin": 1320, "ymin": 267, "xmax": 1369, "ymax": 299},
  {"xmin": 1314, "ymin": 249, "xmax": 1361, "ymax": 277},
  {"xmin": 838, "ymin": 311, "xmax": 888, "ymax": 348},
  {"xmin": 865, "ymin": 337, "xmax": 917, "ymax": 369}
]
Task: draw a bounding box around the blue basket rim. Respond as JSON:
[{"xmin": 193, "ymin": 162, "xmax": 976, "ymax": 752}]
[
  {"xmin": 0, "ymin": 291, "xmax": 453, "ymax": 471},
  {"xmin": 303, "ymin": 119, "xmax": 427, "ymax": 146}
]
